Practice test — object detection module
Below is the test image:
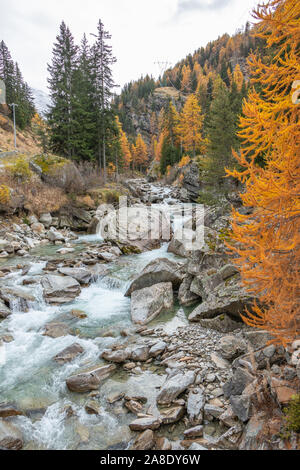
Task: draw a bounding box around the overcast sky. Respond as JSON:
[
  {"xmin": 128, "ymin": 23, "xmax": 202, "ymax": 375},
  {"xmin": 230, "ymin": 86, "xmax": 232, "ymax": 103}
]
[{"xmin": 0, "ymin": 0, "xmax": 259, "ymax": 93}]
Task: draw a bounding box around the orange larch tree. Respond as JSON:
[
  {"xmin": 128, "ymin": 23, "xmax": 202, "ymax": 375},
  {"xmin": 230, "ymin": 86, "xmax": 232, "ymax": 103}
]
[
  {"xmin": 227, "ymin": 0, "xmax": 300, "ymax": 345},
  {"xmin": 133, "ymin": 133, "xmax": 148, "ymax": 171},
  {"xmin": 177, "ymin": 94, "xmax": 204, "ymax": 157}
]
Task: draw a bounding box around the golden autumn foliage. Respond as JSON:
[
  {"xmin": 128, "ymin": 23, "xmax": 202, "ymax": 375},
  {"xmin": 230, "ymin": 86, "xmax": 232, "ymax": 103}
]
[
  {"xmin": 227, "ymin": 0, "xmax": 300, "ymax": 345},
  {"xmin": 133, "ymin": 133, "xmax": 148, "ymax": 169},
  {"xmin": 115, "ymin": 116, "xmax": 132, "ymax": 169},
  {"xmin": 177, "ymin": 94, "xmax": 204, "ymax": 157},
  {"xmin": 178, "ymin": 155, "xmax": 190, "ymax": 168},
  {"xmin": 233, "ymin": 64, "xmax": 244, "ymax": 92}
]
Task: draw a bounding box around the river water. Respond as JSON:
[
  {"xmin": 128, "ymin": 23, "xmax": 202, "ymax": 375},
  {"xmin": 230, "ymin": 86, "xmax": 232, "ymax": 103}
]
[{"xmin": 0, "ymin": 189, "xmax": 196, "ymax": 449}]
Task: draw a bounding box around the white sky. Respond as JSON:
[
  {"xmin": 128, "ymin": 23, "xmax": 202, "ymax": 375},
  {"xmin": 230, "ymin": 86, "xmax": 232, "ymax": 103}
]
[{"xmin": 0, "ymin": 0, "xmax": 259, "ymax": 93}]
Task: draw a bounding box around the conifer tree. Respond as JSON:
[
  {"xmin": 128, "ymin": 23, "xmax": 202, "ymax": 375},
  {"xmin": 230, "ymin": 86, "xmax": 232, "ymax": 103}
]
[
  {"xmin": 47, "ymin": 21, "xmax": 78, "ymax": 156},
  {"xmin": 91, "ymin": 19, "xmax": 117, "ymax": 182},
  {"xmin": 177, "ymin": 94, "xmax": 204, "ymax": 157}
]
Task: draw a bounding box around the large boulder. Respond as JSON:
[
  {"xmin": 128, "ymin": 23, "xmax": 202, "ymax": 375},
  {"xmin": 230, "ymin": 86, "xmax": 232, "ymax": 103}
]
[
  {"xmin": 157, "ymin": 370, "xmax": 195, "ymax": 405},
  {"xmin": 58, "ymin": 267, "xmax": 92, "ymax": 285},
  {"xmin": 125, "ymin": 258, "xmax": 185, "ymax": 296},
  {"xmin": 66, "ymin": 364, "xmax": 116, "ymax": 393},
  {"xmin": 178, "ymin": 274, "xmax": 201, "ymax": 306},
  {"xmin": 97, "ymin": 205, "xmax": 172, "ymax": 252},
  {"xmin": 131, "ymin": 282, "xmax": 173, "ymax": 325},
  {"xmin": 188, "ymin": 281, "xmax": 254, "ymax": 322},
  {"xmin": 41, "ymin": 274, "xmax": 81, "ymax": 304}
]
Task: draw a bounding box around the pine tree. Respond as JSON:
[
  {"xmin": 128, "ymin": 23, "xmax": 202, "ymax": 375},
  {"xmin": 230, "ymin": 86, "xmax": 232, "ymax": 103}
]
[
  {"xmin": 71, "ymin": 34, "xmax": 96, "ymax": 160},
  {"xmin": 205, "ymin": 81, "xmax": 238, "ymax": 184},
  {"xmin": 133, "ymin": 133, "xmax": 148, "ymax": 171},
  {"xmin": 91, "ymin": 19, "xmax": 117, "ymax": 182},
  {"xmin": 47, "ymin": 21, "xmax": 78, "ymax": 157}
]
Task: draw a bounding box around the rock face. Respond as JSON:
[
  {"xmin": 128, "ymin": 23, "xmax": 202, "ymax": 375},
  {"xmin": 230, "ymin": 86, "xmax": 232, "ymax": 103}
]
[
  {"xmin": 131, "ymin": 282, "xmax": 173, "ymax": 325},
  {"xmin": 157, "ymin": 370, "xmax": 195, "ymax": 405},
  {"xmin": 0, "ymin": 420, "xmax": 23, "ymax": 450},
  {"xmin": 97, "ymin": 205, "xmax": 172, "ymax": 252},
  {"xmin": 41, "ymin": 274, "xmax": 81, "ymax": 304},
  {"xmin": 66, "ymin": 364, "xmax": 116, "ymax": 393},
  {"xmin": 125, "ymin": 258, "xmax": 184, "ymax": 296},
  {"xmin": 182, "ymin": 162, "xmax": 201, "ymax": 201}
]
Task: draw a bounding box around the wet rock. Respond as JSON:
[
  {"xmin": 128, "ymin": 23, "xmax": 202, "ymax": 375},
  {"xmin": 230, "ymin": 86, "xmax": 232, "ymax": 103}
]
[
  {"xmin": 157, "ymin": 370, "xmax": 195, "ymax": 405},
  {"xmin": 184, "ymin": 425, "xmax": 203, "ymax": 438},
  {"xmin": 85, "ymin": 400, "xmax": 101, "ymax": 415},
  {"xmin": 41, "ymin": 274, "xmax": 81, "ymax": 304},
  {"xmin": 66, "ymin": 364, "xmax": 117, "ymax": 393},
  {"xmin": 0, "ymin": 287, "xmax": 35, "ymax": 311},
  {"xmin": 125, "ymin": 258, "xmax": 184, "ymax": 296},
  {"xmin": 149, "ymin": 341, "xmax": 167, "ymax": 358},
  {"xmin": 130, "ymin": 429, "xmax": 154, "ymax": 450},
  {"xmin": 0, "ymin": 419, "xmax": 23, "ymax": 450},
  {"xmin": 70, "ymin": 309, "xmax": 87, "ymax": 319},
  {"xmin": 187, "ymin": 388, "xmax": 205, "ymax": 424},
  {"xmin": 107, "ymin": 392, "xmax": 125, "ymax": 404},
  {"xmin": 129, "ymin": 416, "xmax": 161, "ymax": 431},
  {"xmin": 0, "ymin": 299, "xmax": 11, "ymax": 318},
  {"xmin": 53, "ymin": 343, "xmax": 84, "ymax": 363},
  {"xmin": 0, "ymin": 403, "xmax": 23, "ymax": 418},
  {"xmin": 58, "ymin": 267, "xmax": 92, "ymax": 284},
  {"xmin": 43, "ymin": 322, "xmax": 72, "ymax": 338},
  {"xmin": 160, "ymin": 405, "xmax": 185, "ymax": 424},
  {"xmin": 101, "ymin": 348, "xmax": 131, "ymax": 363},
  {"xmin": 124, "ymin": 400, "xmax": 144, "ymax": 414},
  {"xmin": 131, "ymin": 282, "xmax": 173, "ymax": 325}
]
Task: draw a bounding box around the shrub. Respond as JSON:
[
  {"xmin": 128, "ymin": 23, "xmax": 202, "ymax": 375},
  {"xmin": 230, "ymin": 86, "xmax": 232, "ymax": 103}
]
[
  {"xmin": 283, "ymin": 395, "xmax": 300, "ymax": 435},
  {"xmin": 0, "ymin": 184, "xmax": 10, "ymax": 204},
  {"xmin": 6, "ymin": 157, "xmax": 32, "ymax": 181}
]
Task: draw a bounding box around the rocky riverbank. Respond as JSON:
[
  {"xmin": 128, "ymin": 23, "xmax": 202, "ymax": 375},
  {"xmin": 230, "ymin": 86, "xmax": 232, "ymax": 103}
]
[{"xmin": 0, "ymin": 179, "xmax": 299, "ymax": 451}]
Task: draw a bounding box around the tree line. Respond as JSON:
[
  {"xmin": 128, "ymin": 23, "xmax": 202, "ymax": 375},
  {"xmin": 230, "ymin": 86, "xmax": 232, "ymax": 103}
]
[{"xmin": 0, "ymin": 40, "xmax": 35, "ymax": 129}]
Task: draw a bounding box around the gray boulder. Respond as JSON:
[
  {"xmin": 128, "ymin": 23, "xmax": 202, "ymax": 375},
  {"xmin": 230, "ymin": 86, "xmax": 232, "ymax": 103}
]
[
  {"xmin": 58, "ymin": 267, "xmax": 92, "ymax": 285},
  {"xmin": 66, "ymin": 364, "xmax": 116, "ymax": 392},
  {"xmin": 178, "ymin": 274, "xmax": 201, "ymax": 306},
  {"xmin": 157, "ymin": 370, "xmax": 195, "ymax": 405},
  {"xmin": 131, "ymin": 282, "xmax": 173, "ymax": 325},
  {"xmin": 41, "ymin": 274, "xmax": 81, "ymax": 304},
  {"xmin": 125, "ymin": 258, "xmax": 184, "ymax": 296},
  {"xmin": 187, "ymin": 388, "xmax": 205, "ymax": 424}
]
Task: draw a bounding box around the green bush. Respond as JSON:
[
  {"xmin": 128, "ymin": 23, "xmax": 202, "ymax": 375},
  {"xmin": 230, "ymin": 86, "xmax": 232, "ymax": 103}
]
[{"xmin": 283, "ymin": 394, "xmax": 300, "ymax": 434}]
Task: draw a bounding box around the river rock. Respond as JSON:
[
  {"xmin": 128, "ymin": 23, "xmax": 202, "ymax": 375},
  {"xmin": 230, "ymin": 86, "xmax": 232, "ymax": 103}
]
[
  {"xmin": 223, "ymin": 367, "xmax": 255, "ymax": 399},
  {"xmin": 129, "ymin": 416, "xmax": 161, "ymax": 431},
  {"xmin": 43, "ymin": 322, "xmax": 72, "ymax": 338},
  {"xmin": 131, "ymin": 282, "xmax": 173, "ymax": 325},
  {"xmin": 130, "ymin": 344, "xmax": 150, "ymax": 362},
  {"xmin": 58, "ymin": 267, "xmax": 92, "ymax": 285},
  {"xmin": 101, "ymin": 348, "xmax": 131, "ymax": 363},
  {"xmin": 197, "ymin": 314, "xmax": 241, "ymax": 333},
  {"xmin": 46, "ymin": 226, "xmax": 64, "ymax": 242},
  {"xmin": 218, "ymin": 335, "xmax": 247, "ymax": 361},
  {"xmin": 160, "ymin": 405, "xmax": 185, "ymax": 424},
  {"xmin": 41, "ymin": 274, "xmax": 81, "ymax": 304},
  {"xmin": 0, "ymin": 420, "xmax": 23, "ymax": 450},
  {"xmin": 39, "ymin": 213, "xmax": 52, "ymax": 227},
  {"xmin": 130, "ymin": 429, "xmax": 155, "ymax": 450},
  {"xmin": 178, "ymin": 274, "xmax": 201, "ymax": 306},
  {"xmin": 149, "ymin": 341, "xmax": 167, "ymax": 358},
  {"xmin": 183, "ymin": 425, "xmax": 203, "ymax": 438},
  {"xmin": 154, "ymin": 437, "xmax": 172, "ymax": 450},
  {"xmin": 125, "ymin": 258, "xmax": 184, "ymax": 296},
  {"xmin": 66, "ymin": 364, "xmax": 117, "ymax": 393},
  {"xmin": 157, "ymin": 370, "xmax": 195, "ymax": 405},
  {"xmin": 85, "ymin": 400, "xmax": 101, "ymax": 415},
  {"xmin": 188, "ymin": 282, "xmax": 254, "ymax": 321},
  {"xmin": 0, "ymin": 299, "xmax": 11, "ymax": 318},
  {"xmin": 0, "ymin": 403, "xmax": 23, "ymax": 418},
  {"xmin": 0, "ymin": 287, "xmax": 35, "ymax": 311},
  {"xmin": 53, "ymin": 343, "xmax": 84, "ymax": 363},
  {"xmin": 186, "ymin": 388, "xmax": 205, "ymax": 424}
]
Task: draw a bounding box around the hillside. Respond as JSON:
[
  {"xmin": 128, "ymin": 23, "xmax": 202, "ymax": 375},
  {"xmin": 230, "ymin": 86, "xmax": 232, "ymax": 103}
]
[
  {"xmin": 0, "ymin": 105, "xmax": 40, "ymax": 154},
  {"xmin": 115, "ymin": 22, "xmax": 261, "ymax": 144}
]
